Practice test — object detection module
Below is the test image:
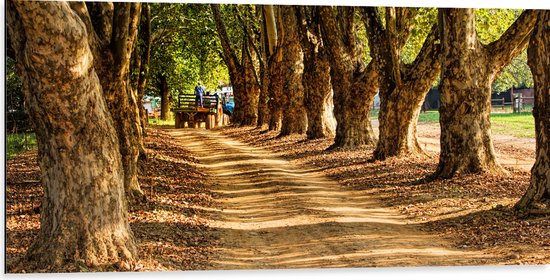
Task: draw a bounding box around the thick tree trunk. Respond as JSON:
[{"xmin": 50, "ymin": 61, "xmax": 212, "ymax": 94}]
[
  {"xmin": 241, "ymin": 41, "xmax": 260, "ymax": 126},
  {"xmin": 297, "ymin": 6, "xmax": 335, "ymax": 139},
  {"xmin": 256, "ymin": 8, "xmax": 270, "ymax": 128},
  {"xmin": 319, "ymin": 7, "xmax": 378, "ymax": 149},
  {"xmin": 159, "ymin": 74, "xmax": 170, "ymax": 121},
  {"xmin": 516, "ymin": 11, "xmax": 550, "ymax": 210},
  {"xmin": 279, "ymin": 6, "xmax": 307, "ymax": 136},
  {"xmin": 435, "ymin": 9, "xmax": 502, "ymax": 178},
  {"xmin": 73, "ymin": 2, "xmax": 145, "ymax": 201},
  {"xmin": 256, "ymin": 63, "xmax": 270, "ymax": 128},
  {"xmin": 375, "ymin": 85, "xmax": 425, "ymax": 159},
  {"xmin": 99, "ymin": 3, "xmax": 144, "ymax": 202},
  {"xmin": 268, "ymin": 49, "xmax": 284, "ymax": 131},
  {"xmin": 366, "ymin": 18, "xmax": 441, "ymax": 159},
  {"xmin": 108, "ymin": 81, "xmax": 144, "ymax": 202},
  {"xmin": 303, "ymin": 52, "xmax": 334, "ymax": 139},
  {"xmin": 331, "ymin": 62, "xmax": 378, "ymax": 148},
  {"xmin": 433, "ymin": 9, "xmax": 537, "ymax": 178},
  {"xmin": 7, "ymin": 1, "xmax": 136, "ymax": 269},
  {"xmin": 230, "ymin": 74, "xmax": 246, "ymax": 125}
]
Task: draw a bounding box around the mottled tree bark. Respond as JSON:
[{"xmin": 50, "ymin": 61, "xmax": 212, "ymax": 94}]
[
  {"xmin": 433, "ymin": 9, "xmax": 538, "ymax": 179},
  {"xmin": 363, "ymin": 8, "xmax": 441, "ymax": 160},
  {"xmin": 241, "ymin": 39, "xmax": 260, "ymax": 125},
  {"xmin": 267, "ymin": 6, "xmax": 284, "ymax": 131},
  {"xmin": 279, "ymin": 6, "xmax": 307, "ymax": 136},
  {"xmin": 268, "ymin": 50, "xmax": 284, "ymax": 131},
  {"xmin": 257, "ymin": 62, "xmax": 270, "ymax": 128},
  {"xmin": 297, "ymin": 6, "xmax": 335, "ymax": 139},
  {"xmin": 303, "ymin": 54, "xmax": 334, "ymax": 139},
  {"xmin": 319, "ymin": 7, "xmax": 378, "ymax": 149},
  {"xmin": 159, "ymin": 74, "xmax": 170, "ymax": 121},
  {"xmin": 516, "ymin": 11, "xmax": 550, "ymax": 210},
  {"xmin": 137, "ymin": 3, "xmax": 151, "ymax": 137},
  {"xmin": 256, "ymin": 6, "xmax": 270, "ymax": 128},
  {"xmin": 7, "ymin": 0, "xmax": 136, "ymax": 269},
  {"xmin": 71, "ymin": 2, "xmax": 145, "ymax": 201}
]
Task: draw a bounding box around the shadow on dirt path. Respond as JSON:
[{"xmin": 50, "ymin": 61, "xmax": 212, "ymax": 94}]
[{"xmin": 167, "ymin": 128, "xmax": 501, "ymax": 270}]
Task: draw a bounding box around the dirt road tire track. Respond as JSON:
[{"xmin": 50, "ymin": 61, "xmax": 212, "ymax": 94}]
[{"xmin": 168, "ymin": 128, "xmax": 500, "ymax": 270}]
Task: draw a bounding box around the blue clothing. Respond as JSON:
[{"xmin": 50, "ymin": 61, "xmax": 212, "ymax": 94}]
[{"xmin": 194, "ymin": 85, "xmax": 204, "ymax": 107}]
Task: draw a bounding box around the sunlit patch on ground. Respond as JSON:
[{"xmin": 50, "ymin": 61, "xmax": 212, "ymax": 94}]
[{"xmin": 217, "ymin": 124, "xmax": 550, "ymax": 265}]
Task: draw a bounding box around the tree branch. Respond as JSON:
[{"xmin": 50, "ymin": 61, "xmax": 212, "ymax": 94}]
[
  {"xmin": 319, "ymin": 6, "xmax": 346, "ymax": 66},
  {"xmin": 69, "ymin": 2, "xmax": 101, "ymax": 54},
  {"xmin": 235, "ymin": 4, "xmax": 264, "ymax": 72},
  {"xmin": 404, "ymin": 23, "xmax": 441, "ymax": 87},
  {"xmin": 385, "ymin": 7, "xmax": 403, "ymax": 87},
  {"xmin": 244, "ymin": 39, "xmax": 261, "ymax": 88},
  {"xmin": 211, "ymin": 4, "xmax": 241, "ymax": 76},
  {"xmin": 486, "ymin": 9, "xmax": 540, "ymax": 73},
  {"xmin": 395, "ymin": 7, "xmax": 418, "ymax": 50},
  {"xmin": 264, "ymin": 5, "xmax": 277, "ymax": 56},
  {"xmin": 361, "ymin": 7, "xmax": 386, "ymax": 61},
  {"xmin": 86, "ymin": 2, "xmax": 114, "ymax": 47}
]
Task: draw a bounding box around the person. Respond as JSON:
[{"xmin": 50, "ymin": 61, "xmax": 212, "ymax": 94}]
[{"xmin": 194, "ymin": 83, "xmax": 204, "ymax": 107}]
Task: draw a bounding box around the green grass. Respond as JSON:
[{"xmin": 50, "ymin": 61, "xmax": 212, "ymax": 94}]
[
  {"xmin": 148, "ymin": 116, "xmax": 175, "ymax": 126},
  {"xmin": 415, "ymin": 110, "xmax": 534, "ymax": 138},
  {"xmin": 490, "ymin": 112, "xmax": 535, "ymax": 138},
  {"xmin": 6, "ymin": 132, "xmax": 37, "ymax": 159},
  {"xmin": 418, "ymin": 111, "xmax": 440, "ymax": 123}
]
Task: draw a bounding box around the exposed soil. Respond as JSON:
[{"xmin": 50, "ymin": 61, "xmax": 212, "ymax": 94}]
[
  {"xmin": 213, "ymin": 123, "xmax": 549, "ymax": 267},
  {"xmin": 5, "ymin": 123, "xmax": 549, "ymax": 272},
  {"xmin": 167, "ymin": 129, "xmax": 490, "ymax": 269}
]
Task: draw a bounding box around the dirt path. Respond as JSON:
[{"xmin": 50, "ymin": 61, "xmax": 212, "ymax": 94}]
[{"xmin": 167, "ymin": 129, "xmax": 502, "ymax": 270}]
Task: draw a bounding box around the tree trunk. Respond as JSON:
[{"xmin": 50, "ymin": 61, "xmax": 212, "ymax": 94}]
[
  {"xmin": 433, "ymin": 9, "xmax": 537, "ymax": 178},
  {"xmin": 516, "ymin": 11, "xmax": 550, "ymax": 210},
  {"xmin": 375, "ymin": 85, "xmax": 427, "ymax": 159},
  {"xmin": 72, "ymin": 2, "xmax": 145, "ymax": 201},
  {"xmin": 7, "ymin": 1, "xmax": 136, "ymax": 269},
  {"xmin": 303, "ymin": 54, "xmax": 334, "ymax": 139},
  {"xmin": 279, "ymin": 6, "xmax": 307, "ymax": 136},
  {"xmin": 319, "ymin": 7, "xmax": 378, "ymax": 149},
  {"xmin": 257, "ymin": 5, "xmax": 276, "ymax": 129},
  {"xmin": 436, "ymin": 9, "xmax": 503, "ymax": 178},
  {"xmin": 297, "ymin": 6, "xmax": 335, "ymax": 139},
  {"xmin": 230, "ymin": 74, "xmax": 246, "ymax": 125},
  {"xmin": 268, "ymin": 48, "xmax": 284, "ymax": 131},
  {"xmin": 331, "ymin": 62, "xmax": 378, "ymax": 148},
  {"xmin": 241, "ymin": 40, "xmax": 260, "ymax": 126},
  {"xmin": 362, "ymin": 7, "xmax": 441, "ymax": 159},
  {"xmin": 159, "ymin": 74, "xmax": 170, "ymax": 121},
  {"xmin": 137, "ymin": 3, "xmax": 151, "ymax": 137},
  {"xmin": 256, "ymin": 62, "xmax": 270, "ymax": 128}
]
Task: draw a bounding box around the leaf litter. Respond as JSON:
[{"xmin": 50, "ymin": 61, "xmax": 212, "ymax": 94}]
[{"xmin": 5, "ymin": 128, "xmax": 219, "ymax": 272}]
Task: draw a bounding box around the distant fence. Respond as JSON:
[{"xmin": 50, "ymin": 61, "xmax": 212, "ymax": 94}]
[
  {"xmin": 512, "ymin": 96, "xmax": 534, "ymax": 113},
  {"xmin": 491, "ymin": 95, "xmax": 534, "ymax": 113}
]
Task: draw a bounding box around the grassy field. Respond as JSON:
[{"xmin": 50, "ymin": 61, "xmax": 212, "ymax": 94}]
[
  {"xmin": 6, "ymin": 132, "xmax": 37, "ymax": 159},
  {"xmin": 490, "ymin": 112, "xmax": 535, "ymax": 138},
  {"xmin": 416, "ymin": 110, "xmax": 535, "ymax": 138},
  {"xmin": 371, "ymin": 109, "xmax": 534, "ymax": 138},
  {"xmin": 148, "ymin": 116, "xmax": 175, "ymax": 126}
]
